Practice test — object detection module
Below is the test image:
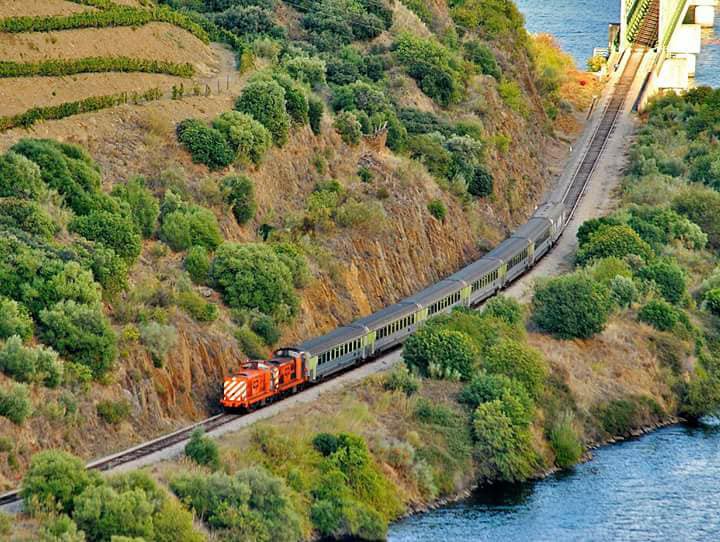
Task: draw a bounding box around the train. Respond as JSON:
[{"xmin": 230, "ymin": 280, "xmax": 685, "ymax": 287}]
[{"xmin": 221, "ymin": 197, "xmax": 569, "ymax": 410}]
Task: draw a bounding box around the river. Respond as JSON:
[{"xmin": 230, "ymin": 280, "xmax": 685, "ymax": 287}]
[
  {"xmin": 388, "ymin": 423, "xmax": 720, "ymax": 541},
  {"xmin": 513, "ymin": 0, "xmax": 720, "ymax": 86}
]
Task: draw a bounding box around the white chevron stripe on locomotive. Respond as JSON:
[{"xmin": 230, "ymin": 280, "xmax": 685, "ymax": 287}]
[{"xmin": 224, "ymin": 380, "xmax": 247, "ymax": 400}]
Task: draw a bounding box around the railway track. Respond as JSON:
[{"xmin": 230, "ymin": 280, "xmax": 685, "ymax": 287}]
[{"xmin": 0, "ymin": 50, "xmax": 646, "ymax": 512}]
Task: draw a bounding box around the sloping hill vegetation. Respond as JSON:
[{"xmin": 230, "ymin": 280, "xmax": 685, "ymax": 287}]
[{"xmin": 0, "ymin": 0, "xmax": 600, "ymax": 517}]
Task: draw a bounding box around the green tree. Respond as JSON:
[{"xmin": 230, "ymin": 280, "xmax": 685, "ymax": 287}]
[
  {"xmin": 459, "ymin": 372, "xmax": 533, "ymax": 427},
  {"xmin": 638, "ymin": 260, "xmax": 686, "ymax": 305},
  {"xmin": 70, "ymin": 211, "xmax": 142, "ymax": 265},
  {"xmin": 177, "ymin": 120, "xmax": 234, "ymax": 170},
  {"xmin": 185, "ymin": 429, "xmax": 220, "ymax": 469},
  {"xmin": 532, "ymin": 273, "xmax": 613, "ymax": 339},
  {"xmin": 73, "ymin": 485, "xmax": 155, "ymax": 542},
  {"xmin": 21, "ymin": 450, "xmax": 96, "ymax": 514},
  {"xmin": 184, "ymin": 246, "xmax": 211, "ymax": 285},
  {"xmin": 0, "ymin": 296, "xmax": 33, "ymax": 341},
  {"xmin": 39, "ymin": 300, "xmax": 117, "ymax": 377},
  {"xmin": 483, "ymin": 295, "xmax": 523, "ymax": 326},
  {"xmin": 403, "ymin": 326, "xmax": 478, "ymax": 380},
  {"xmin": 212, "ymin": 111, "xmax": 272, "ymax": 165},
  {"xmin": 222, "ymin": 175, "xmax": 256, "ymax": 225},
  {"xmin": 235, "ymin": 80, "xmax": 290, "ymax": 146},
  {"xmin": 576, "ymin": 224, "xmax": 653, "ymax": 265},
  {"xmin": 638, "ymin": 299, "xmax": 679, "ymax": 331},
  {"xmin": 483, "ymin": 339, "xmax": 548, "ymax": 399},
  {"xmin": 308, "ymin": 96, "xmax": 324, "ymax": 135},
  {"xmin": 0, "ymin": 150, "xmax": 44, "ymax": 199},
  {"xmin": 160, "ymin": 205, "xmax": 222, "ymax": 252},
  {"xmin": 111, "ymin": 177, "xmax": 159, "ymax": 239},
  {"xmin": 333, "ymin": 111, "xmax": 362, "ymax": 145}
]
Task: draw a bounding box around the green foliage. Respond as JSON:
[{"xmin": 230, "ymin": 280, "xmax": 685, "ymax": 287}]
[
  {"xmin": 185, "ymin": 245, "xmax": 211, "ymax": 285},
  {"xmin": 213, "ymin": 4, "xmax": 284, "ymax": 39},
  {"xmin": 463, "ymin": 40, "xmax": 501, "ymax": 79},
  {"xmin": 111, "ymin": 177, "xmax": 159, "ymax": 239},
  {"xmin": 0, "ymin": 198, "xmax": 57, "ymax": 238},
  {"xmin": 222, "ymin": 175, "xmax": 256, "ymax": 225},
  {"xmin": 139, "ymin": 322, "xmax": 178, "ymax": 366},
  {"xmin": 39, "ymin": 514, "xmax": 86, "ymax": 542},
  {"xmin": 0, "ymin": 336, "xmax": 63, "ymax": 387},
  {"xmin": 609, "ymin": 275, "xmax": 637, "ymax": 308},
  {"xmin": 403, "ymin": 326, "xmax": 478, "ymax": 381},
  {"xmin": 0, "ymin": 382, "xmax": 32, "ymax": 425},
  {"xmin": 333, "ymin": 111, "xmax": 362, "ymax": 145},
  {"xmin": 383, "ymin": 363, "xmax": 421, "ymax": 396},
  {"xmin": 0, "ymin": 297, "xmax": 33, "ymax": 341},
  {"xmin": 472, "ymin": 400, "xmax": 537, "ymax": 482},
  {"xmin": 0, "ymin": 151, "xmax": 44, "ymax": 199},
  {"xmin": 467, "ymin": 164, "xmax": 494, "ymax": 197},
  {"xmin": 0, "ymin": 56, "xmax": 194, "ymax": 78},
  {"xmin": 596, "ymin": 398, "xmax": 640, "ymax": 436},
  {"xmin": 638, "ymin": 260, "xmax": 686, "ymax": 305},
  {"xmin": 704, "ymin": 288, "xmax": 720, "ymax": 316},
  {"xmin": 394, "ymin": 32, "xmax": 465, "ymax": 106},
  {"xmin": 673, "ymin": 186, "xmax": 720, "ymax": 248},
  {"xmin": 235, "ymin": 80, "xmax": 290, "ymax": 146},
  {"xmin": 211, "ymin": 242, "xmax": 299, "ymax": 322},
  {"xmin": 185, "ymin": 429, "xmax": 220, "ymax": 469},
  {"xmin": 498, "ymin": 80, "xmax": 529, "ymax": 117},
  {"xmin": 285, "ymin": 55, "xmax": 327, "ymax": 87},
  {"xmin": 1, "ymin": 89, "xmax": 163, "ymax": 131},
  {"xmin": 638, "ymin": 299, "xmax": 679, "ymax": 331},
  {"xmin": 301, "ymin": 0, "xmax": 392, "ymax": 51},
  {"xmin": 271, "ymin": 72, "xmax": 309, "ymax": 125},
  {"xmin": 153, "ymin": 497, "xmax": 204, "ymax": 542},
  {"xmin": 427, "ymin": 199, "xmax": 446, "ymax": 220},
  {"xmin": 532, "ymin": 273, "xmax": 614, "ymax": 339},
  {"xmin": 177, "ymin": 290, "xmax": 218, "ymax": 322},
  {"xmin": 177, "ymin": 120, "xmax": 234, "ymax": 170},
  {"xmin": 250, "ymin": 313, "xmax": 280, "ymax": 346},
  {"xmin": 589, "ymin": 256, "xmax": 632, "ymax": 285},
  {"xmin": 483, "ymin": 339, "xmax": 548, "ymax": 400},
  {"xmin": 70, "ymin": 210, "xmax": 142, "ymax": 264},
  {"xmin": 272, "ymin": 243, "xmax": 310, "ymax": 288},
  {"xmin": 171, "ymin": 467, "xmax": 304, "ymax": 542},
  {"xmin": 73, "ymin": 484, "xmax": 155, "ymax": 541},
  {"xmin": 577, "ymin": 224, "xmax": 654, "ymax": 265},
  {"xmin": 548, "ymin": 413, "xmax": 583, "ymax": 468},
  {"xmin": 212, "ymin": 111, "xmax": 271, "ymax": 165},
  {"xmin": 160, "ymin": 200, "xmax": 222, "ymax": 251},
  {"xmin": 308, "ymin": 96, "xmax": 324, "ymax": 136},
  {"xmin": 39, "ymin": 300, "xmax": 117, "ymax": 378},
  {"xmin": 459, "ymin": 372, "xmax": 533, "ymax": 427},
  {"xmin": 576, "ymin": 216, "xmax": 622, "ymax": 246},
  {"xmin": 97, "ymin": 399, "xmax": 131, "ymax": 425},
  {"xmin": 0, "ymin": 5, "xmax": 209, "ymax": 40},
  {"xmin": 21, "ymin": 450, "xmax": 96, "ymax": 514},
  {"xmin": 235, "ymin": 326, "xmax": 267, "ymax": 359},
  {"xmin": 483, "ymin": 295, "xmax": 523, "ymax": 326}
]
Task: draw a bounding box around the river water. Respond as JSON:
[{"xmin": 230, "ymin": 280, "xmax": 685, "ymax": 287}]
[
  {"xmin": 513, "ymin": 0, "xmax": 720, "ymax": 86},
  {"xmin": 388, "ymin": 423, "xmax": 720, "ymax": 541}
]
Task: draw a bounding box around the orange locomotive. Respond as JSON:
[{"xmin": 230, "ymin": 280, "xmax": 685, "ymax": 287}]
[{"xmin": 221, "ymin": 348, "xmax": 307, "ymax": 410}]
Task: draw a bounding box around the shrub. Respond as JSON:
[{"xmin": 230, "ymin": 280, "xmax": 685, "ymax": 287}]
[
  {"xmin": 394, "ymin": 32, "xmax": 464, "ymax": 106},
  {"xmin": 160, "ymin": 204, "xmax": 222, "ymax": 251},
  {"xmin": 0, "ymin": 382, "xmax": 32, "ymax": 425},
  {"xmin": 483, "ymin": 339, "xmax": 548, "ymax": 400},
  {"xmin": 177, "ymin": 290, "xmax": 218, "ymax": 323},
  {"xmin": 235, "ymin": 326, "xmax": 267, "ymax": 358},
  {"xmin": 459, "ymin": 372, "xmax": 533, "ymax": 427},
  {"xmin": 211, "ymin": 243, "xmax": 299, "ymax": 322},
  {"xmin": 0, "ymin": 150, "xmax": 44, "ymax": 199},
  {"xmin": 0, "ymin": 336, "xmax": 63, "ymax": 387},
  {"xmin": 0, "ymin": 297, "xmax": 33, "ymax": 341},
  {"xmin": 576, "ymin": 216, "xmax": 622, "ymax": 246},
  {"xmin": 638, "ymin": 299, "xmax": 679, "ymax": 331},
  {"xmin": 177, "ymin": 120, "xmax": 234, "ymax": 170},
  {"xmin": 532, "ymin": 273, "xmax": 613, "ymax": 339},
  {"xmin": 153, "ymin": 497, "xmax": 204, "ymax": 542},
  {"xmin": 46, "ymin": 261, "xmax": 102, "ymax": 308},
  {"xmin": 403, "ymin": 326, "xmax": 477, "ymax": 381},
  {"xmin": 0, "ymin": 198, "xmax": 57, "ymax": 238},
  {"xmin": 39, "ymin": 300, "xmax": 117, "ymax": 378},
  {"xmin": 334, "ymin": 111, "xmax": 362, "ymax": 145},
  {"xmin": 140, "ymin": 321, "xmax": 178, "ymax": 366},
  {"xmin": 335, "ymin": 200, "xmax": 387, "ymax": 231},
  {"xmin": 358, "ymin": 166, "xmax": 373, "ymax": 183},
  {"xmin": 483, "ymin": 295, "xmax": 522, "ymax": 326},
  {"xmin": 383, "ymin": 363, "xmax": 421, "ymax": 395},
  {"xmin": 498, "ymin": 80, "xmax": 528, "ymax": 117},
  {"xmin": 222, "ymin": 175, "xmax": 256, "ymax": 225},
  {"xmin": 71, "ymin": 209, "xmax": 142, "ymax": 265},
  {"xmin": 427, "ymin": 199, "xmax": 446, "ymax": 220},
  {"xmin": 596, "ymin": 398, "xmax": 639, "ymax": 436},
  {"xmin": 589, "ymin": 256, "xmax": 632, "ymax": 285},
  {"xmin": 704, "ymin": 288, "xmax": 720, "ymax": 316},
  {"xmin": 235, "ymin": 80, "xmax": 290, "ymax": 146},
  {"xmin": 213, "ymin": 5, "xmax": 283, "ymax": 38},
  {"xmin": 673, "ymin": 185, "xmax": 720, "ymax": 248},
  {"xmin": 464, "ymin": 40, "xmax": 501, "ymax": 79},
  {"xmin": 638, "ymin": 260, "xmax": 686, "ymax": 305},
  {"xmin": 576, "ymin": 224, "xmax": 653, "ymax": 265},
  {"xmin": 73, "ymin": 484, "xmax": 154, "ymax": 542},
  {"xmin": 184, "ymin": 245, "xmax": 211, "ymax": 285},
  {"xmin": 549, "ymin": 413, "xmax": 583, "ymax": 468},
  {"xmin": 21, "ymin": 450, "xmax": 96, "ymax": 514},
  {"xmin": 97, "ymin": 399, "xmax": 131, "ymax": 425},
  {"xmin": 285, "ymin": 55, "xmax": 326, "ymax": 87},
  {"xmin": 211, "ymin": 111, "xmax": 271, "ymax": 165},
  {"xmin": 472, "ymin": 400, "xmax": 537, "ymax": 482},
  {"xmin": 111, "ymin": 176, "xmax": 159, "ymax": 239},
  {"xmin": 250, "ymin": 313, "xmax": 280, "ymax": 346},
  {"xmin": 308, "ymin": 96, "xmax": 324, "ymax": 135},
  {"xmin": 185, "ymin": 429, "xmax": 220, "ymax": 469},
  {"xmin": 609, "ymin": 275, "xmax": 637, "ymax": 308},
  {"xmin": 272, "ymin": 73, "xmax": 309, "ymax": 125},
  {"xmin": 468, "ymin": 164, "xmax": 494, "ymax": 197},
  {"xmin": 272, "ymin": 242, "xmax": 311, "ymax": 288}
]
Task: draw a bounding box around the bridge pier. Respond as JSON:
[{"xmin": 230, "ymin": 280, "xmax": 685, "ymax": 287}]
[{"xmin": 693, "ymin": 0, "xmax": 716, "ymax": 27}]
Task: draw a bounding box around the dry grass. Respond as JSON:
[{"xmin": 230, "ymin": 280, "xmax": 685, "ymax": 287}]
[{"xmin": 0, "ymin": 0, "xmax": 89, "ymax": 17}]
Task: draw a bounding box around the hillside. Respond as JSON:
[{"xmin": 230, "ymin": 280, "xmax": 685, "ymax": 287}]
[{"xmin": 0, "ymin": 0, "xmax": 600, "ymax": 492}]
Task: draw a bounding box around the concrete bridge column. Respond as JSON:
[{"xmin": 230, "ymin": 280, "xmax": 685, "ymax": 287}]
[{"xmin": 693, "ymin": 0, "xmax": 716, "ymax": 27}]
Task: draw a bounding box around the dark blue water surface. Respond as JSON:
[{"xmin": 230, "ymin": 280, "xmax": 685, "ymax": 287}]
[{"xmin": 388, "ymin": 424, "xmax": 720, "ymax": 541}]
